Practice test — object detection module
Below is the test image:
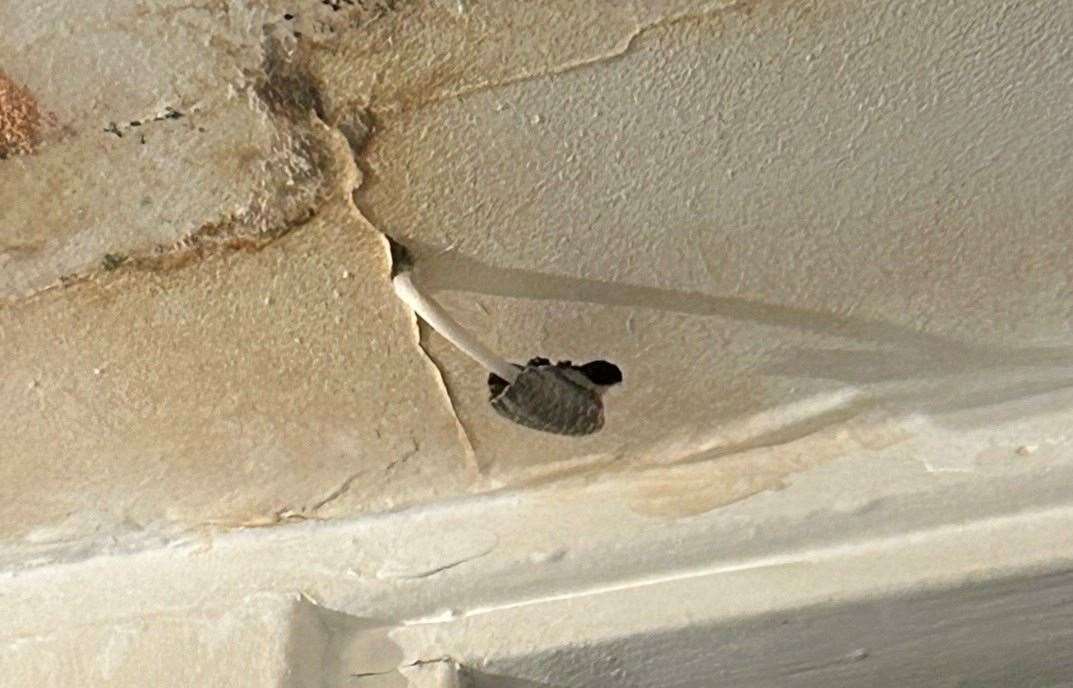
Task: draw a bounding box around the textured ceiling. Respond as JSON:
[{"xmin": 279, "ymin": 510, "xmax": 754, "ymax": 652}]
[{"xmin": 1, "ymin": 0, "xmax": 1072, "ymax": 562}]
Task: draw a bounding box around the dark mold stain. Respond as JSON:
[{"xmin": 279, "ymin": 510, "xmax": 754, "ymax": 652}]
[
  {"xmin": 158, "ymin": 106, "xmax": 184, "ymax": 121},
  {"xmin": 336, "ymin": 107, "xmax": 375, "ymax": 157},
  {"xmin": 385, "ymin": 235, "xmax": 412, "ymax": 277},
  {"xmin": 103, "ymin": 106, "xmax": 185, "ymax": 139},
  {"xmin": 253, "ymin": 37, "xmax": 326, "ymax": 121},
  {"xmin": 101, "ymin": 253, "xmax": 128, "ymax": 271},
  {"xmin": 321, "ymin": 0, "xmax": 356, "ymax": 11}
]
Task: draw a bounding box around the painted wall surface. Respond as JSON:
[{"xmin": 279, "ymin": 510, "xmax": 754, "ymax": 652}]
[{"xmin": 1, "ymin": 0, "xmax": 1072, "ymax": 628}]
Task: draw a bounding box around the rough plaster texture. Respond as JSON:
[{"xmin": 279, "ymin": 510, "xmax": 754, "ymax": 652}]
[
  {"xmin": 365, "ymin": 0, "xmax": 1073, "ymax": 479},
  {"xmin": 4, "ymin": 403, "xmax": 1073, "ymax": 685},
  {"xmin": 1, "ymin": 594, "xmax": 302, "ymax": 688},
  {"xmin": 3, "ymin": 0, "xmax": 1070, "ymax": 551},
  {"xmin": 1, "ymin": 0, "xmax": 1073, "ymax": 683}
]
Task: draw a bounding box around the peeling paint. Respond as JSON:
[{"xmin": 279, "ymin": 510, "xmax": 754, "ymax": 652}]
[
  {"xmin": 328, "ymin": 100, "xmax": 482, "ymax": 488},
  {"xmin": 406, "ymin": 315, "xmax": 479, "ymax": 472},
  {"xmin": 376, "ymin": 223, "xmax": 478, "ymax": 471}
]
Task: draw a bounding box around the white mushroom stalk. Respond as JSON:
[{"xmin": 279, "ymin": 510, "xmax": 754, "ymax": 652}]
[{"xmin": 392, "ymin": 269, "xmax": 519, "ymax": 384}]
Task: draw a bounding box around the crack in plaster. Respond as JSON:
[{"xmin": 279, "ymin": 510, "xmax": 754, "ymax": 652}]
[
  {"xmin": 310, "ymin": 71, "xmax": 485, "ymax": 477},
  {"xmin": 352, "ymin": 656, "xmax": 458, "ymax": 681},
  {"xmin": 0, "ymin": 2, "xmax": 822, "ymax": 536},
  {"xmin": 338, "ymin": 5, "xmax": 758, "ymax": 471},
  {"xmin": 3, "ymin": 67, "xmax": 479, "ymax": 539},
  {"xmin": 3, "ymin": 2, "xmax": 728, "ymax": 306},
  {"xmin": 1, "ymin": 36, "xmax": 330, "ymax": 308},
  {"xmin": 401, "ymin": 504, "xmax": 1073, "ymax": 626},
  {"xmin": 396, "ymin": 301, "xmax": 479, "ymax": 472},
  {"xmin": 1, "ymin": 205, "xmax": 322, "ymax": 310},
  {"xmin": 307, "ymin": 441, "xmax": 421, "ymax": 515},
  {"xmin": 378, "ymin": 537, "xmax": 498, "ymax": 581},
  {"xmin": 322, "ymin": 107, "xmax": 481, "ymax": 486},
  {"xmin": 3, "ymin": 0, "xmax": 741, "ymax": 308},
  {"xmin": 312, "ymin": 470, "xmax": 366, "ymax": 513},
  {"xmin": 102, "ymin": 105, "xmax": 188, "ymax": 139},
  {"xmin": 783, "ymin": 649, "xmax": 871, "ymax": 678},
  {"xmin": 370, "ymin": 0, "xmax": 740, "ymax": 116}
]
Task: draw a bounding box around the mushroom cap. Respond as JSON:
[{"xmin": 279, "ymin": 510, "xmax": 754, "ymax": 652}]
[{"xmin": 488, "ymin": 363, "xmax": 606, "ymax": 436}]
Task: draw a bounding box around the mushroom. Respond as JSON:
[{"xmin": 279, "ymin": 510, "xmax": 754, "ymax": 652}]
[{"xmin": 390, "ymin": 241, "xmax": 621, "ymax": 436}]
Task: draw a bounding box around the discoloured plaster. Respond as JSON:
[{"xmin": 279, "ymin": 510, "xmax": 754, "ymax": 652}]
[
  {"xmin": 1, "ymin": 0, "xmax": 1072, "ymax": 565},
  {"xmin": 0, "ymin": 2, "xmax": 337, "ymax": 301},
  {"xmin": 0, "ymin": 194, "xmax": 473, "ymax": 542},
  {"xmin": 4, "ymin": 3, "xmax": 1073, "ymax": 685},
  {"xmin": 628, "ymin": 405, "xmax": 911, "ymax": 518},
  {"xmin": 355, "ymin": 0, "xmax": 1073, "ymax": 480}
]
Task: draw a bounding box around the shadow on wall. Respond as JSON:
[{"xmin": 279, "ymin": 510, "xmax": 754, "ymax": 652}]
[
  {"xmin": 467, "ymin": 671, "xmax": 565, "ymax": 688},
  {"xmin": 413, "ymin": 245, "xmax": 1073, "ymax": 430},
  {"xmin": 284, "ymin": 598, "xmax": 403, "ymax": 688}
]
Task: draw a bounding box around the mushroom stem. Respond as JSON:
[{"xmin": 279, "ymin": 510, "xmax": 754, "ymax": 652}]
[{"xmin": 392, "ymin": 270, "xmax": 519, "ymax": 384}]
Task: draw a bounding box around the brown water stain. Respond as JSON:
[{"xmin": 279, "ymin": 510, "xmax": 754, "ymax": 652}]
[
  {"xmin": 629, "ymin": 412, "xmax": 911, "ymax": 519},
  {"xmin": 0, "ymin": 240, "xmax": 45, "ymax": 258}
]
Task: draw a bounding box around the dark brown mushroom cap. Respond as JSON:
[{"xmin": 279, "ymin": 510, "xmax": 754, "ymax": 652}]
[{"xmin": 488, "ymin": 360, "xmax": 619, "ymax": 436}]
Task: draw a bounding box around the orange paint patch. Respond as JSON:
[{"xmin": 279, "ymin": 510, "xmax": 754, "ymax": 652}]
[{"xmin": 0, "ymin": 71, "xmax": 43, "ymax": 159}]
